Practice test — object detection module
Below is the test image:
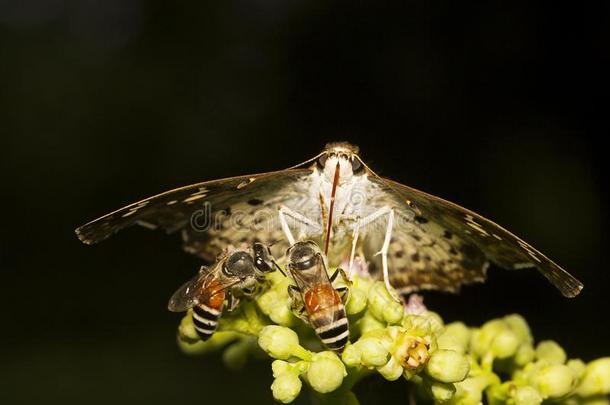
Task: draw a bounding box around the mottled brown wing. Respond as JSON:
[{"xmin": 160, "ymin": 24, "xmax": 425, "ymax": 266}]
[
  {"xmin": 365, "ymin": 176, "xmax": 583, "ymax": 297},
  {"xmin": 75, "ymin": 169, "xmax": 313, "ymax": 260}
]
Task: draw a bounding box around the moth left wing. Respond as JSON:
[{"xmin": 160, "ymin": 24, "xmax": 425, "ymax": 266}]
[
  {"xmin": 364, "ymin": 176, "xmax": 583, "ymax": 298},
  {"xmin": 75, "ymin": 169, "xmax": 313, "ymax": 260}
]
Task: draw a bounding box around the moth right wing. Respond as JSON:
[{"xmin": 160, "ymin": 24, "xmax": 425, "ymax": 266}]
[{"xmin": 364, "ymin": 176, "xmax": 582, "ymax": 297}]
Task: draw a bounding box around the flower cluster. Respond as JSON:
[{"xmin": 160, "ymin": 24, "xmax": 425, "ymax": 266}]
[{"xmin": 175, "ymin": 270, "xmax": 610, "ymax": 404}]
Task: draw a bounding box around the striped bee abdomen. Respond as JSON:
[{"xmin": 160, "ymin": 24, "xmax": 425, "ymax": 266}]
[
  {"xmin": 192, "ymin": 285, "xmax": 225, "ymax": 341},
  {"xmin": 305, "ymin": 285, "xmax": 350, "ymax": 352},
  {"xmin": 312, "ymin": 309, "xmax": 349, "ymax": 352},
  {"xmin": 192, "ymin": 303, "xmax": 222, "ymax": 341}
]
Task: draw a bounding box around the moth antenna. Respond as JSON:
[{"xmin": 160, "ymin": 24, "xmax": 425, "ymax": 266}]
[{"xmin": 285, "ymin": 151, "xmax": 325, "ymax": 170}]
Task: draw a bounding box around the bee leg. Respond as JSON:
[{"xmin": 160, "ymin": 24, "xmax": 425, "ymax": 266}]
[
  {"xmin": 287, "ymin": 285, "xmax": 309, "ymax": 322},
  {"xmin": 227, "ymin": 292, "xmax": 241, "ymax": 312},
  {"xmin": 242, "ymin": 285, "xmax": 258, "ymax": 297},
  {"xmin": 336, "ymin": 286, "xmax": 350, "ymax": 305},
  {"xmin": 330, "ymin": 268, "xmax": 351, "ymax": 304},
  {"xmin": 329, "ymin": 267, "xmax": 351, "ymax": 284},
  {"xmin": 278, "ymin": 205, "xmax": 322, "ymax": 245}
]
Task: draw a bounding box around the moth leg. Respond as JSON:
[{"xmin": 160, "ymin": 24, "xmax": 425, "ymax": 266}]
[
  {"xmin": 377, "ymin": 208, "xmax": 400, "ymax": 302},
  {"xmin": 227, "ymin": 291, "xmax": 241, "ymax": 312},
  {"xmin": 287, "ymin": 284, "xmax": 308, "ymax": 322},
  {"xmin": 347, "ymin": 220, "xmax": 360, "ymax": 279},
  {"xmin": 357, "ymin": 206, "xmax": 400, "ymax": 302},
  {"xmin": 278, "ymin": 205, "xmax": 321, "ymax": 245}
]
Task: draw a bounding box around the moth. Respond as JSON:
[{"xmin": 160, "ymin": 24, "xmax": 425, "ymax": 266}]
[{"xmin": 76, "ymin": 142, "xmax": 583, "ymax": 298}]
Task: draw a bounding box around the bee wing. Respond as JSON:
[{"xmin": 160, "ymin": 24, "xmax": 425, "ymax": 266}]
[
  {"xmin": 75, "ymin": 168, "xmax": 313, "ymax": 260},
  {"xmin": 167, "ymin": 266, "xmax": 218, "ymax": 312},
  {"xmin": 364, "ymin": 176, "xmax": 583, "ymax": 298}
]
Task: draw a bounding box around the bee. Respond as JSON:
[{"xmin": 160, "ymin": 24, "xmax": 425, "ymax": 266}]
[
  {"xmin": 168, "ymin": 243, "xmax": 274, "ymax": 341},
  {"xmin": 285, "ymin": 241, "xmax": 350, "ymax": 352}
]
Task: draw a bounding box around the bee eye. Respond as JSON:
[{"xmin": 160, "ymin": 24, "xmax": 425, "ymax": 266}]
[
  {"xmin": 223, "ymin": 252, "xmax": 254, "ymax": 277},
  {"xmin": 253, "ymin": 243, "xmax": 273, "ymax": 272},
  {"xmin": 295, "ymin": 255, "xmax": 315, "ymax": 271},
  {"xmin": 316, "ymin": 154, "xmax": 328, "ymax": 171},
  {"xmin": 350, "ymin": 157, "xmax": 364, "ymax": 175},
  {"xmin": 289, "ymin": 242, "xmax": 319, "ymax": 271}
]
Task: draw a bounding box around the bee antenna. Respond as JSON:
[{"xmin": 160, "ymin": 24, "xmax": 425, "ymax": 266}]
[{"xmin": 273, "ymin": 261, "xmax": 287, "ymax": 277}]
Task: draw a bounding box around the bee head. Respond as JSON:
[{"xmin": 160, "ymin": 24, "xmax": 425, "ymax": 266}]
[
  {"xmin": 222, "ymin": 251, "xmax": 256, "ymax": 280},
  {"xmin": 316, "ymin": 142, "xmax": 364, "ymax": 182},
  {"xmin": 253, "ymin": 242, "xmax": 276, "ymax": 273},
  {"xmin": 287, "ymin": 241, "xmax": 322, "ymax": 272}
]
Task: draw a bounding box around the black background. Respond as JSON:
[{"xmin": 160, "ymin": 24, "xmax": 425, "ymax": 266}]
[{"xmin": 1, "ymin": 1, "xmax": 608, "ymax": 404}]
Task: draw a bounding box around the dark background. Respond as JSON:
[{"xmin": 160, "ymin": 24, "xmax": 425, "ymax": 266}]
[{"xmin": 1, "ymin": 1, "xmax": 608, "ymax": 404}]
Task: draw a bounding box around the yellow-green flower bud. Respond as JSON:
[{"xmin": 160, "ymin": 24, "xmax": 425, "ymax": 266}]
[
  {"xmin": 222, "ymin": 339, "xmax": 250, "ymax": 370},
  {"xmin": 341, "ymin": 343, "xmax": 362, "ymax": 367},
  {"xmin": 576, "ymin": 357, "xmax": 610, "ymax": 396},
  {"xmin": 272, "ymin": 360, "xmax": 292, "ymax": 376},
  {"xmin": 256, "ymin": 275, "xmax": 295, "ymax": 327},
  {"xmin": 368, "ymin": 282, "xmax": 404, "ymax": 324},
  {"xmin": 535, "ymin": 340, "xmax": 566, "ymax": 365},
  {"xmin": 427, "ymin": 311, "xmax": 444, "ymax": 326},
  {"xmin": 431, "ymin": 381, "xmax": 457, "ymax": 402},
  {"xmin": 345, "ymin": 287, "xmax": 367, "ymax": 315},
  {"xmin": 490, "ymin": 329, "xmax": 520, "ymax": 359},
  {"xmin": 359, "ymin": 337, "xmax": 390, "ymax": 367},
  {"xmin": 357, "ymin": 312, "xmax": 386, "ymax": 335},
  {"xmin": 514, "ymin": 344, "xmax": 536, "ymax": 367},
  {"xmin": 512, "ymin": 385, "xmax": 542, "ymax": 405},
  {"xmin": 470, "ymin": 319, "xmax": 506, "ymax": 358},
  {"xmin": 426, "ymin": 349, "xmax": 470, "ymax": 383},
  {"xmin": 258, "ymin": 326, "xmax": 301, "ymax": 360},
  {"xmin": 567, "ymin": 358, "xmax": 586, "ymax": 379},
  {"xmin": 272, "ymin": 359, "xmax": 309, "ymax": 377},
  {"xmin": 377, "ymin": 355, "xmax": 404, "ymax": 381},
  {"xmin": 452, "ymin": 372, "xmax": 500, "ymax": 405},
  {"xmin": 438, "ymin": 322, "xmax": 470, "ymax": 353},
  {"xmin": 504, "ymin": 314, "xmax": 532, "ymax": 344},
  {"xmin": 271, "ymin": 372, "xmax": 302, "ymax": 403},
  {"xmin": 530, "ymin": 364, "xmax": 575, "ymax": 398},
  {"xmin": 178, "ymin": 309, "xmax": 199, "ymax": 341},
  {"xmin": 307, "ymin": 351, "xmax": 347, "ymax": 393}
]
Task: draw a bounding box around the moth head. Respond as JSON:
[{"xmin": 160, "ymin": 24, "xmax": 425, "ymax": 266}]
[{"xmin": 316, "ymin": 142, "xmax": 364, "ymax": 182}]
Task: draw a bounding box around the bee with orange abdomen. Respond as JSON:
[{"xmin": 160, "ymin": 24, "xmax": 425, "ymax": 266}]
[
  {"xmin": 168, "ymin": 243, "xmax": 275, "ymax": 341},
  {"xmin": 285, "ymin": 241, "xmax": 351, "ymax": 352}
]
